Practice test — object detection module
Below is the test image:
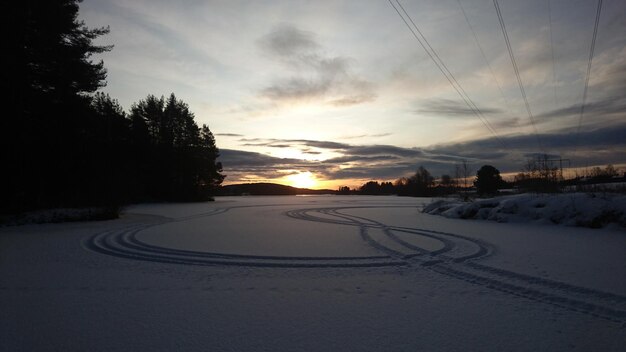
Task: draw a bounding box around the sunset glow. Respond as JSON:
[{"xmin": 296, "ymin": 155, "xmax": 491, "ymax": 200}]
[
  {"xmin": 80, "ymin": 0, "xmax": 626, "ymax": 188},
  {"xmin": 285, "ymin": 171, "xmax": 318, "ymax": 189}
]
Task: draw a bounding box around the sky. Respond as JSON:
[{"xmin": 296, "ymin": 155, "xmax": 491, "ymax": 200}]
[{"xmin": 80, "ymin": 0, "xmax": 626, "ymax": 189}]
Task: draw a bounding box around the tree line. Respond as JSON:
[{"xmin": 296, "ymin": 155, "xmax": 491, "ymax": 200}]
[
  {"xmin": 347, "ymin": 156, "xmax": 622, "ymax": 198},
  {"xmin": 349, "ymin": 164, "xmax": 508, "ymax": 197},
  {"xmin": 2, "ymin": 1, "xmax": 224, "ymax": 215}
]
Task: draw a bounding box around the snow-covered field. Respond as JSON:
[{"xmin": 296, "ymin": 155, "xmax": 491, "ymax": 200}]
[{"xmin": 1, "ymin": 196, "xmax": 625, "ymax": 351}]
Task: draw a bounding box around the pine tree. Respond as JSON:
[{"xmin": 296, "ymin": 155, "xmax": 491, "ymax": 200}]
[
  {"xmin": 2, "ymin": 0, "xmax": 112, "ymax": 213},
  {"xmin": 198, "ymin": 124, "xmax": 225, "ymax": 198},
  {"xmin": 5, "ymin": 0, "xmax": 111, "ymax": 114},
  {"xmin": 128, "ymin": 94, "xmax": 224, "ymax": 201}
]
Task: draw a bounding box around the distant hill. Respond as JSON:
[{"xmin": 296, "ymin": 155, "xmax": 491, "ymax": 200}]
[{"xmin": 216, "ymin": 183, "xmax": 337, "ymax": 196}]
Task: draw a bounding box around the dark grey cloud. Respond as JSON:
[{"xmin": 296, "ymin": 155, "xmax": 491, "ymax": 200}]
[
  {"xmin": 324, "ymin": 166, "xmax": 408, "ymax": 180},
  {"xmin": 501, "ymin": 124, "xmax": 626, "ymax": 151},
  {"xmin": 259, "ymin": 25, "xmax": 318, "ymax": 57},
  {"xmin": 219, "ymin": 121, "xmax": 626, "ymax": 185},
  {"xmin": 294, "ymin": 139, "xmax": 352, "ymax": 150},
  {"xmin": 489, "ymin": 117, "xmax": 523, "ymax": 129},
  {"xmin": 536, "ymin": 96, "xmax": 626, "ymax": 120},
  {"xmin": 237, "ymin": 138, "xmax": 432, "ymax": 160},
  {"xmin": 348, "ymin": 145, "xmax": 424, "ymax": 158},
  {"xmin": 416, "ymin": 98, "xmax": 502, "ymax": 117},
  {"xmin": 261, "ymin": 78, "xmax": 331, "ymax": 101},
  {"xmin": 218, "ymin": 149, "xmax": 321, "ymax": 181},
  {"xmin": 323, "ymin": 155, "xmax": 401, "ymax": 164},
  {"xmin": 219, "ymin": 149, "xmax": 304, "ymax": 168},
  {"xmin": 241, "ymin": 143, "xmax": 294, "ymax": 148},
  {"xmin": 258, "ymin": 24, "xmax": 376, "ymax": 106},
  {"xmin": 238, "ymin": 138, "xmax": 352, "ymax": 150},
  {"xmin": 301, "ymin": 149, "xmax": 322, "ymax": 155},
  {"xmin": 426, "ymin": 123, "xmax": 626, "ymax": 174},
  {"xmin": 215, "ymin": 133, "xmax": 244, "ymax": 137}
]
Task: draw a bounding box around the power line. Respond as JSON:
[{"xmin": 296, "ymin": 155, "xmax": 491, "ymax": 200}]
[
  {"xmin": 493, "ymin": 0, "xmax": 544, "ymax": 152},
  {"xmin": 573, "ymin": 0, "xmax": 603, "ymax": 159},
  {"xmin": 547, "ymin": 0, "xmax": 558, "ymax": 111},
  {"xmin": 547, "ymin": 0, "xmax": 567, "ymax": 160},
  {"xmin": 388, "ymin": 0, "xmax": 506, "ymax": 149},
  {"xmin": 397, "ymin": 1, "xmax": 503, "ymax": 144},
  {"xmin": 456, "ymin": 0, "xmax": 515, "ymax": 124}
]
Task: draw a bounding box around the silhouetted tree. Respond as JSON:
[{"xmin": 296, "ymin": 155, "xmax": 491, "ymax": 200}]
[
  {"xmin": 394, "ymin": 167, "xmax": 434, "ymax": 196},
  {"xmin": 440, "ymin": 174, "xmax": 452, "ymax": 186},
  {"xmin": 589, "ymin": 164, "xmax": 619, "ymax": 180},
  {"xmin": 432, "ymin": 174, "xmax": 455, "ymax": 196},
  {"xmin": 394, "ymin": 177, "xmax": 410, "ymax": 196},
  {"xmin": 1, "ymin": 2, "xmax": 225, "ymax": 217},
  {"xmin": 2, "ymin": 0, "xmax": 112, "ymax": 213},
  {"xmin": 380, "ymin": 181, "xmax": 395, "ymax": 194},
  {"xmin": 474, "ymin": 165, "xmax": 503, "ymax": 196},
  {"xmin": 358, "ymin": 181, "xmax": 396, "ymax": 195},
  {"xmin": 5, "ymin": 1, "xmax": 110, "ymax": 109},
  {"xmin": 129, "ymin": 94, "xmax": 224, "ymax": 201},
  {"xmin": 410, "ymin": 166, "xmax": 434, "ymax": 196},
  {"xmin": 360, "ymin": 181, "xmax": 382, "ymax": 195},
  {"xmin": 338, "ymin": 186, "xmax": 351, "ymax": 194},
  {"xmin": 515, "ymin": 154, "xmax": 560, "ymax": 193},
  {"xmin": 87, "ymin": 93, "xmax": 133, "ymax": 204},
  {"xmin": 454, "ymin": 159, "xmax": 473, "ymax": 189},
  {"xmin": 197, "ymin": 124, "xmax": 225, "ymax": 199},
  {"xmin": 131, "ymin": 95, "xmax": 165, "ymax": 144}
]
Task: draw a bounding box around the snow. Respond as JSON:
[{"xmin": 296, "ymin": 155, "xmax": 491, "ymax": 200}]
[
  {"xmin": 423, "ymin": 193, "xmax": 626, "ymax": 228},
  {"xmin": 1, "ymin": 206, "xmax": 119, "ymax": 226},
  {"xmin": 1, "ymin": 196, "xmax": 625, "ymax": 351}
]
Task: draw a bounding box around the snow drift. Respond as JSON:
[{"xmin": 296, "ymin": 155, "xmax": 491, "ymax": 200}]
[{"xmin": 423, "ymin": 193, "xmax": 626, "ymax": 228}]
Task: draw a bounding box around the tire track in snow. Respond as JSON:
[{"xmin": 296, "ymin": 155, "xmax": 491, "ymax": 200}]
[
  {"xmin": 83, "ymin": 204, "xmax": 626, "ymax": 324},
  {"xmin": 285, "ymin": 206, "xmax": 626, "ymax": 324},
  {"xmin": 285, "ymin": 207, "xmax": 481, "ymax": 261},
  {"xmin": 84, "ymin": 205, "xmax": 404, "ymax": 268}
]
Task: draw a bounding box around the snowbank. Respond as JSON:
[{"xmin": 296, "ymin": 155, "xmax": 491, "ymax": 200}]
[
  {"xmin": 423, "ymin": 193, "xmax": 626, "ymax": 229},
  {"xmin": 1, "ymin": 206, "xmax": 119, "ymax": 226}
]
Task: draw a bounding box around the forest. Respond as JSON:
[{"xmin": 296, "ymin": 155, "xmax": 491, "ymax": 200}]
[{"xmin": 2, "ymin": 1, "xmax": 224, "ymax": 215}]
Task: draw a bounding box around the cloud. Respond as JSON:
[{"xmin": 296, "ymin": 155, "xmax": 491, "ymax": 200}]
[
  {"xmin": 348, "ymin": 145, "xmax": 424, "ymax": 158},
  {"xmin": 328, "ymin": 91, "xmax": 376, "ymax": 107},
  {"xmin": 215, "ymin": 133, "xmax": 244, "ymax": 137},
  {"xmin": 218, "ymin": 149, "xmax": 318, "ymax": 181},
  {"xmin": 301, "ymin": 149, "xmax": 322, "ymax": 155},
  {"xmin": 323, "ymin": 155, "xmax": 402, "ymax": 164},
  {"xmin": 415, "ymin": 98, "xmax": 502, "ymax": 117},
  {"xmin": 223, "ymin": 137, "xmax": 466, "ymax": 183},
  {"xmin": 259, "ymin": 25, "xmax": 318, "ymax": 57},
  {"xmin": 238, "ymin": 138, "xmax": 353, "ymax": 150},
  {"xmin": 340, "ymin": 133, "xmax": 392, "ymax": 140},
  {"xmin": 536, "ymin": 96, "xmax": 626, "ymax": 120},
  {"xmin": 261, "ymin": 78, "xmax": 331, "ymax": 101},
  {"xmin": 257, "ymin": 24, "xmax": 376, "ymax": 107},
  {"xmin": 219, "ymin": 149, "xmax": 303, "ymax": 168},
  {"xmin": 294, "ymin": 139, "xmax": 352, "ymax": 150},
  {"xmin": 219, "ymin": 121, "xmax": 626, "ymax": 185},
  {"xmin": 427, "ymin": 123, "xmax": 626, "ymax": 171}
]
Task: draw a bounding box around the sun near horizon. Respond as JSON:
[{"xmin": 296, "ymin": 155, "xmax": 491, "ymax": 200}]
[{"xmin": 284, "ymin": 171, "xmax": 318, "ymax": 189}]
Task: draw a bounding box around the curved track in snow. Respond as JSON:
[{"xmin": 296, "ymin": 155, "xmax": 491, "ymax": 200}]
[
  {"xmin": 85, "ymin": 207, "xmax": 402, "ymax": 268},
  {"xmin": 83, "ymin": 204, "xmax": 626, "ymax": 324}
]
